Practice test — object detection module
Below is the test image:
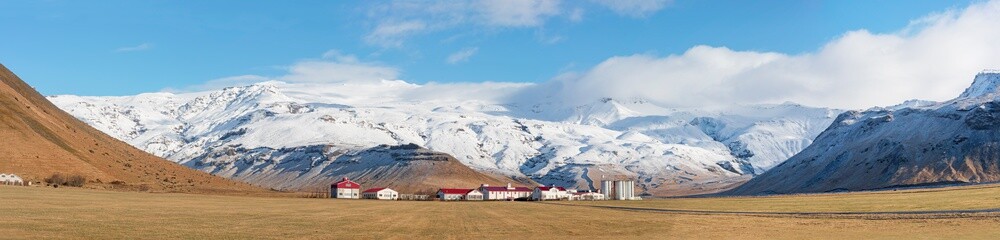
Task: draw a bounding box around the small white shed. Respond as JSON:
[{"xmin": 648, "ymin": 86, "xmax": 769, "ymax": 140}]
[
  {"xmin": 0, "ymin": 173, "xmax": 24, "ymax": 186},
  {"xmin": 362, "ymin": 188, "xmax": 399, "ymax": 200}
]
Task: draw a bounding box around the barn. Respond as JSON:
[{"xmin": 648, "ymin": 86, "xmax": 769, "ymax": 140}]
[
  {"xmin": 437, "ymin": 189, "xmax": 483, "ymax": 201},
  {"xmin": 330, "ymin": 177, "xmax": 361, "ymax": 199},
  {"xmin": 479, "ymin": 183, "xmax": 532, "ymax": 200},
  {"xmin": 362, "ymin": 188, "xmax": 399, "ymax": 200}
]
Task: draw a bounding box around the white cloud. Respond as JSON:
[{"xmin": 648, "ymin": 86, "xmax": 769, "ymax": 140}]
[
  {"xmin": 568, "ymin": 7, "xmax": 585, "ymax": 22},
  {"xmin": 401, "ymin": 81, "xmax": 533, "ymax": 103},
  {"xmin": 546, "ymin": 0, "xmax": 1000, "ymax": 109},
  {"xmin": 279, "ymin": 60, "xmax": 399, "ymax": 84},
  {"xmin": 174, "ymin": 75, "xmax": 272, "ymax": 92},
  {"xmin": 115, "ymin": 43, "xmax": 153, "ymax": 52},
  {"xmin": 364, "ymin": 20, "xmax": 428, "ymax": 47},
  {"xmin": 591, "ymin": 0, "xmax": 671, "ymax": 18},
  {"xmin": 363, "ymin": 0, "xmax": 565, "ymax": 47},
  {"xmin": 475, "ymin": 0, "xmax": 561, "ymax": 27},
  {"xmin": 178, "ymin": 50, "xmax": 401, "ymax": 92},
  {"xmin": 280, "ymin": 50, "xmax": 399, "ymax": 84},
  {"xmin": 184, "ymin": 1, "xmax": 1000, "ymax": 111},
  {"xmin": 446, "ymin": 47, "xmax": 479, "ymax": 64}
]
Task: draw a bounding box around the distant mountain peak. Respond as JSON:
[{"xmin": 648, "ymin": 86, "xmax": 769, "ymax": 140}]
[{"xmin": 958, "ymin": 70, "xmax": 1000, "ymax": 99}]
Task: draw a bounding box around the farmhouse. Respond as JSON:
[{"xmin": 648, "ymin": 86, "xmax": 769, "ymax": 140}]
[
  {"xmin": 330, "ymin": 177, "xmax": 361, "ymax": 199},
  {"xmin": 437, "ymin": 189, "xmax": 483, "ymax": 201},
  {"xmin": 362, "ymin": 188, "xmax": 399, "ymax": 200},
  {"xmin": 531, "ymin": 186, "xmax": 570, "ymax": 201},
  {"xmin": 479, "ymin": 183, "xmax": 531, "ymax": 200},
  {"xmin": 0, "ymin": 173, "xmax": 24, "ymax": 186}
]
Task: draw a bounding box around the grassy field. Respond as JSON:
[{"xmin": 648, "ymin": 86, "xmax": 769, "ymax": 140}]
[
  {"xmin": 2, "ymin": 186, "xmax": 1000, "ymax": 239},
  {"xmin": 566, "ymin": 184, "xmax": 1000, "ymax": 213}
]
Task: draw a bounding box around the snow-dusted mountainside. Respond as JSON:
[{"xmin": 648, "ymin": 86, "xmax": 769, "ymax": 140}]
[
  {"xmin": 728, "ymin": 71, "xmax": 1000, "ymax": 195},
  {"xmin": 49, "ymin": 80, "xmax": 838, "ymax": 195}
]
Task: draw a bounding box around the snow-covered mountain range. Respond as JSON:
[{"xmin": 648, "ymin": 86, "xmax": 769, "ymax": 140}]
[
  {"xmin": 729, "ymin": 71, "xmax": 1000, "ymax": 195},
  {"xmin": 48, "ymin": 80, "xmax": 839, "ymax": 195}
]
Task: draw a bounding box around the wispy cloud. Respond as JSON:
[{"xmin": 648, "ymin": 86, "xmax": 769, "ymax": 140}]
[
  {"xmin": 360, "ymin": 0, "xmax": 676, "ymax": 47},
  {"xmin": 115, "ymin": 43, "xmax": 153, "ymax": 52},
  {"xmin": 177, "ymin": 50, "xmax": 401, "ymax": 92},
  {"xmin": 171, "ymin": 75, "xmax": 272, "ymax": 92},
  {"xmin": 446, "ymin": 47, "xmax": 479, "ymax": 64},
  {"xmin": 363, "ymin": 0, "xmax": 565, "ymax": 47},
  {"xmin": 591, "ymin": 0, "xmax": 672, "ymax": 18},
  {"xmin": 364, "ymin": 20, "xmax": 428, "ymax": 48},
  {"xmin": 476, "ymin": 0, "xmax": 562, "ymax": 27}
]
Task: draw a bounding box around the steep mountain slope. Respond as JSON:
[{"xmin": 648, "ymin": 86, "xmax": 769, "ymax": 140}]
[
  {"xmin": 0, "ymin": 63, "xmax": 263, "ymax": 193},
  {"xmin": 728, "ymin": 71, "xmax": 1000, "ymax": 195},
  {"xmin": 203, "ymin": 143, "xmax": 531, "ymax": 194},
  {"xmin": 49, "ymin": 80, "xmax": 839, "ymax": 195}
]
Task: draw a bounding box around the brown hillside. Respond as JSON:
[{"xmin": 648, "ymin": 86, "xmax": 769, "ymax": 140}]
[
  {"xmin": 335, "ymin": 148, "xmax": 539, "ymax": 194},
  {"xmin": 0, "ymin": 63, "xmax": 264, "ymax": 193},
  {"xmin": 222, "ymin": 144, "xmax": 537, "ymax": 194}
]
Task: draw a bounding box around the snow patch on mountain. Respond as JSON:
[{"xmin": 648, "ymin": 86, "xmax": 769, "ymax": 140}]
[
  {"xmin": 49, "ymin": 81, "xmax": 839, "ymax": 194},
  {"xmin": 729, "ymin": 72, "xmax": 1000, "ymax": 195},
  {"xmin": 959, "ymin": 71, "xmax": 1000, "ymax": 99}
]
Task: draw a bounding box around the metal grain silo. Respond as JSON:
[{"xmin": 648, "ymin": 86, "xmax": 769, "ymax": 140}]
[
  {"xmin": 601, "ymin": 180, "xmax": 613, "ymax": 199},
  {"xmin": 614, "ymin": 180, "xmax": 626, "ymax": 200}
]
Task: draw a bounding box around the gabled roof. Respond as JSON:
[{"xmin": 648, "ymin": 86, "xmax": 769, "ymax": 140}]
[
  {"xmin": 363, "ymin": 187, "xmax": 394, "ymax": 193},
  {"xmin": 438, "ymin": 188, "xmax": 477, "ymax": 194},
  {"xmin": 332, "ymin": 177, "xmax": 360, "ymax": 189},
  {"xmin": 481, "ymin": 186, "xmax": 532, "ymax": 192},
  {"xmin": 536, "ymin": 186, "xmax": 567, "ymax": 191}
]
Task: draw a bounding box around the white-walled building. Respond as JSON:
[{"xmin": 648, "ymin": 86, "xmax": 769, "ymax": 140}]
[
  {"xmin": 362, "ymin": 188, "xmax": 399, "ymax": 200},
  {"xmin": 0, "ymin": 174, "xmax": 24, "ymax": 186},
  {"xmin": 479, "ymin": 183, "xmax": 531, "ymax": 200},
  {"xmin": 437, "ymin": 189, "xmax": 483, "ymax": 201},
  {"xmin": 531, "ymin": 186, "xmax": 570, "ymax": 201},
  {"xmin": 570, "ymin": 191, "xmax": 606, "ymax": 201},
  {"xmin": 331, "ymin": 177, "xmax": 361, "ymax": 199}
]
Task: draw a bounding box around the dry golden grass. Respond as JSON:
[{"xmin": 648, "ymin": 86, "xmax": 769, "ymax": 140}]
[
  {"xmin": 3, "ymin": 186, "xmax": 1000, "ymax": 239},
  {"xmin": 568, "ymin": 183, "xmax": 1000, "ymax": 213}
]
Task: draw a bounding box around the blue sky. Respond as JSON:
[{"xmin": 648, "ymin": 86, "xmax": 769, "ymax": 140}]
[{"xmin": 0, "ymin": 0, "xmax": 981, "ymax": 98}]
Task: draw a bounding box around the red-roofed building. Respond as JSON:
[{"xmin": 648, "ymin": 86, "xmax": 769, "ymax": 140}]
[
  {"xmin": 362, "ymin": 187, "xmax": 398, "ymax": 200},
  {"xmin": 479, "ymin": 183, "xmax": 532, "ymax": 200},
  {"xmin": 331, "ymin": 177, "xmax": 361, "ymax": 199},
  {"xmin": 437, "ymin": 188, "xmax": 483, "ymax": 201},
  {"xmin": 531, "ymin": 185, "xmax": 571, "ymax": 201}
]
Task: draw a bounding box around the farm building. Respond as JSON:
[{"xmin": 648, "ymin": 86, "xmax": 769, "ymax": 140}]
[
  {"xmin": 479, "ymin": 183, "xmax": 531, "ymax": 200},
  {"xmin": 437, "ymin": 189, "xmax": 483, "ymax": 201},
  {"xmin": 399, "ymin": 194, "xmax": 431, "ymax": 201},
  {"xmin": 600, "ymin": 180, "xmax": 640, "ymax": 200},
  {"xmin": 570, "ymin": 191, "xmax": 606, "ymax": 201},
  {"xmin": 531, "ymin": 186, "xmax": 570, "ymax": 201},
  {"xmin": 330, "ymin": 177, "xmax": 361, "ymax": 199},
  {"xmin": 362, "ymin": 188, "xmax": 399, "ymax": 200},
  {"xmin": 0, "ymin": 174, "xmax": 24, "ymax": 186}
]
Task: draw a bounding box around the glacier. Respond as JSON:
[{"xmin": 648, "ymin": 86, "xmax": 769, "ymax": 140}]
[{"xmin": 48, "ymin": 80, "xmax": 839, "ymax": 195}]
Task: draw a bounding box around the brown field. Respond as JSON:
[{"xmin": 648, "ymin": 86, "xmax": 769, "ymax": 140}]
[
  {"xmin": 3, "ymin": 186, "xmax": 1000, "ymax": 239},
  {"xmin": 567, "ymin": 184, "xmax": 1000, "ymax": 213}
]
